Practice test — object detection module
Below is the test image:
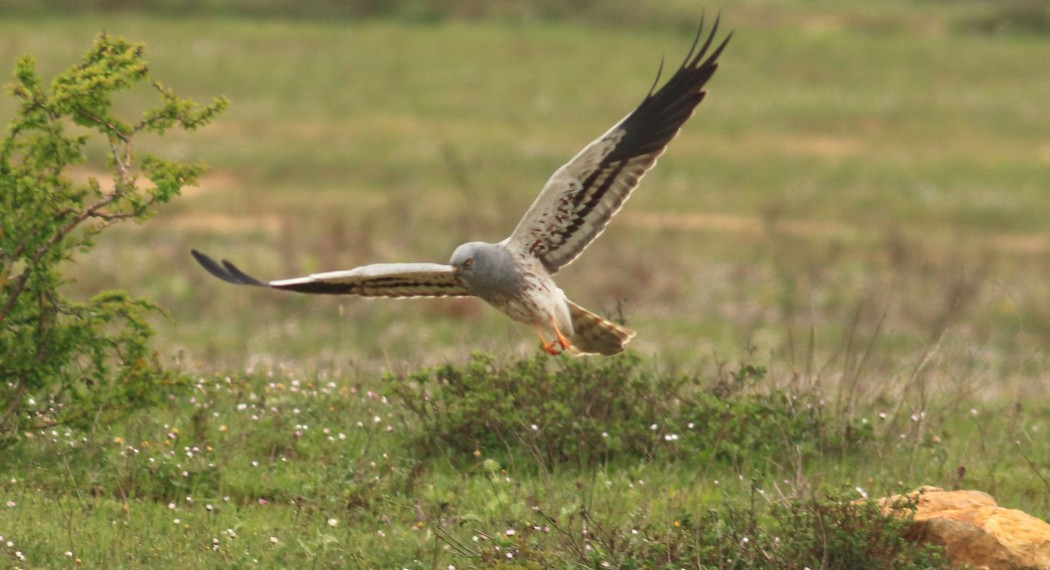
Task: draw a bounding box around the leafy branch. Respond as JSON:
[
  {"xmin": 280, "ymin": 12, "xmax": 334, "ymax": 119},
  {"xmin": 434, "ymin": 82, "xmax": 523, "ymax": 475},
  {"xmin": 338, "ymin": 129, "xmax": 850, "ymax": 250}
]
[{"xmin": 0, "ymin": 33, "xmax": 227, "ymax": 440}]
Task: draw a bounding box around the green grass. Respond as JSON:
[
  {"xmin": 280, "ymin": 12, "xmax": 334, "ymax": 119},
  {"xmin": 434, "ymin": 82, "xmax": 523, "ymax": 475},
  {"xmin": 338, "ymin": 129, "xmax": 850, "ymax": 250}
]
[
  {"xmin": 2, "ymin": 2, "xmax": 1050, "ymax": 566},
  {"xmin": 0, "ymin": 353, "xmax": 1044, "ymax": 566}
]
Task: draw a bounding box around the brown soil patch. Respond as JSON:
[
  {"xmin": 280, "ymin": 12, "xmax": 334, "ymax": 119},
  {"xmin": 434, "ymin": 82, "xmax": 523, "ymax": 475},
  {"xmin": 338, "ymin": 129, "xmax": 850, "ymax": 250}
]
[
  {"xmin": 159, "ymin": 213, "xmax": 283, "ymax": 235},
  {"xmin": 800, "ymin": 14, "xmax": 846, "ymax": 35},
  {"xmin": 790, "ymin": 134, "xmax": 867, "ymax": 159},
  {"xmin": 67, "ymin": 166, "xmax": 239, "ymax": 198},
  {"xmin": 1038, "ymin": 144, "xmax": 1050, "ymax": 165},
  {"xmin": 623, "ymin": 210, "xmax": 1050, "ymax": 255},
  {"xmin": 622, "ymin": 210, "xmax": 863, "ymax": 241}
]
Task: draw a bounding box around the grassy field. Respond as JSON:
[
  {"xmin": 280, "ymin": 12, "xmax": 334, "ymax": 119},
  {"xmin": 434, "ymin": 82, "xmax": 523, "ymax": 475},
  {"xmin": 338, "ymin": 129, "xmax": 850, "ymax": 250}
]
[{"xmin": 2, "ymin": 1, "xmax": 1050, "ymax": 566}]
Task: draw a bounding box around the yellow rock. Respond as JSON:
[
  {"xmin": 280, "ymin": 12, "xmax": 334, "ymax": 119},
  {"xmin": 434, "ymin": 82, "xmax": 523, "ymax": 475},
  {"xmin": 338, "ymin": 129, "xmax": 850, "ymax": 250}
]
[{"xmin": 866, "ymin": 486, "xmax": 1050, "ymax": 570}]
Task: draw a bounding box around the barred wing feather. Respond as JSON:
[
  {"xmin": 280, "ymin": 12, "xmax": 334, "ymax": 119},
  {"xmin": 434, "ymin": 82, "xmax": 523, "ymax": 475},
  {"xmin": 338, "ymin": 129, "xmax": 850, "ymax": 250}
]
[
  {"xmin": 505, "ymin": 16, "xmax": 730, "ymax": 274},
  {"xmin": 191, "ymin": 249, "xmax": 470, "ymax": 298}
]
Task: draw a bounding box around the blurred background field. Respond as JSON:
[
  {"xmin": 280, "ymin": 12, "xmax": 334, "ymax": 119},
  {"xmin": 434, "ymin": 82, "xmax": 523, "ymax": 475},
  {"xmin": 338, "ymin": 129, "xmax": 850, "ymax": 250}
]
[
  {"xmin": 2, "ymin": 1, "xmax": 1050, "ymax": 566},
  {"xmin": 2, "ymin": 0, "xmax": 1048, "ymax": 394}
]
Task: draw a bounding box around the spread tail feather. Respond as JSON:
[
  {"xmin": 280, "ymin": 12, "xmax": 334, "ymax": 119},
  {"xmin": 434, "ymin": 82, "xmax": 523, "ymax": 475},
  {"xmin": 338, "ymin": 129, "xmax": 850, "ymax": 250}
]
[{"xmin": 565, "ymin": 300, "xmax": 636, "ymax": 356}]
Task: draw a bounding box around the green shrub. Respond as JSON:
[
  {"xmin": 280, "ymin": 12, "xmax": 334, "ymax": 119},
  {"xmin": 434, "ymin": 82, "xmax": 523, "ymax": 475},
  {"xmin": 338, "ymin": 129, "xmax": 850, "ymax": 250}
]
[
  {"xmin": 959, "ymin": 0, "xmax": 1050, "ymax": 36},
  {"xmin": 0, "ymin": 34, "xmax": 226, "ymax": 441},
  {"xmin": 681, "ymin": 363, "xmax": 874, "ymax": 469},
  {"xmin": 387, "ymin": 352, "xmax": 689, "ymax": 468},
  {"xmin": 387, "ymin": 352, "xmax": 872, "ymax": 470}
]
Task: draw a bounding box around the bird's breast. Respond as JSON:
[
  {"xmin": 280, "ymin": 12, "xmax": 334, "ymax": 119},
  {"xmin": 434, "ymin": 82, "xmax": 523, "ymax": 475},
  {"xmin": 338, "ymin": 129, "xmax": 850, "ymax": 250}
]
[{"xmin": 481, "ymin": 263, "xmax": 564, "ymax": 326}]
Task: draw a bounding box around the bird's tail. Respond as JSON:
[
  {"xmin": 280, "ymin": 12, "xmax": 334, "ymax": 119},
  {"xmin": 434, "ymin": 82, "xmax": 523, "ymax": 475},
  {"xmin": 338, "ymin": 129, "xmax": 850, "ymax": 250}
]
[{"xmin": 565, "ymin": 300, "xmax": 636, "ymax": 356}]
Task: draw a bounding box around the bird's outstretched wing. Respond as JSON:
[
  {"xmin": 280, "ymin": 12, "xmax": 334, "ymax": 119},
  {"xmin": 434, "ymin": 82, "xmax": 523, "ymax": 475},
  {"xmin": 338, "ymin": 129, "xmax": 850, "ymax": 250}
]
[
  {"xmin": 504, "ymin": 15, "xmax": 730, "ymax": 274},
  {"xmin": 191, "ymin": 249, "xmax": 471, "ymax": 298}
]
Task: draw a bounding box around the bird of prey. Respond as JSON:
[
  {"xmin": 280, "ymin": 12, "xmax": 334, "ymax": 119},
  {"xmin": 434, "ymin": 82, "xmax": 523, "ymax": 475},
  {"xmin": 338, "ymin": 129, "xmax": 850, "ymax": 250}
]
[{"xmin": 192, "ymin": 16, "xmax": 730, "ymax": 356}]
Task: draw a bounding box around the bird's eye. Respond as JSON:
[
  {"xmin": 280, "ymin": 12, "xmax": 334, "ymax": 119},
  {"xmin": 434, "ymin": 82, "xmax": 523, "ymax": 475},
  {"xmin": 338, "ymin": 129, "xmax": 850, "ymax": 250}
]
[{"xmin": 463, "ymin": 258, "xmax": 474, "ymax": 268}]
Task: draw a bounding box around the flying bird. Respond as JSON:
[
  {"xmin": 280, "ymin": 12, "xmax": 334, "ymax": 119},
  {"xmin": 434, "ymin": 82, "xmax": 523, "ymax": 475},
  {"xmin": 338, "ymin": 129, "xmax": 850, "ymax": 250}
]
[{"xmin": 192, "ymin": 16, "xmax": 730, "ymax": 356}]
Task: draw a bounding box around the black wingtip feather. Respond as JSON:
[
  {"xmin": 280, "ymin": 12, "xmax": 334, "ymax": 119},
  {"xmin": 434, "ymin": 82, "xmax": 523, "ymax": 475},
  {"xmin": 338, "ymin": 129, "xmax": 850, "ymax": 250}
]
[
  {"xmin": 682, "ymin": 11, "xmax": 710, "ymax": 68},
  {"xmin": 605, "ymin": 15, "xmax": 730, "ymax": 165},
  {"xmin": 220, "ymin": 259, "xmax": 269, "ymax": 286},
  {"xmin": 705, "ymin": 30, "xmax": 733, "ymax": 70},
  {"xmin": 646, "ymin": 56, "xmax": 666, "ymax": 99},
  {"xmin": 190, "ymin": 249, "xmax": 268, "ymax": 287}
]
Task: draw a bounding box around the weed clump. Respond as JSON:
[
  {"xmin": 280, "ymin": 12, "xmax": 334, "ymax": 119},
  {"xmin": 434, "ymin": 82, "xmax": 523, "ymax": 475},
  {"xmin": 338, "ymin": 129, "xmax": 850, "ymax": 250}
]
[
  {"xmin": 682, "ymin": 362, "xmax": 873, "ymax": 469},
  {"xmin": 387, "ymin": 352, "xmax": 871, "ymax": 470},
  {"xmin": 765, "ymin": 493, "xmax": 945, "ymax": 569},
  {"xmin": 388, "ymin": 352, "xmax": 681, "ymax": 468},
  {"xmin": 467, "ymin": 489, "xmax": 945, "ymax": 569}
]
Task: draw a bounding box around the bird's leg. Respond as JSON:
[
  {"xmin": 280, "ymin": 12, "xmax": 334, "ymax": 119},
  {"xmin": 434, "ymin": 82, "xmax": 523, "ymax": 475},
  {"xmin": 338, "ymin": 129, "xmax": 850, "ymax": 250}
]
[
  {"xmin": 548, "ymin": 316, "xmax": 572, "ymax": 351},
  {"xmin": 532, "ymin": 324, "xmax": 562, "ymax": 356}
]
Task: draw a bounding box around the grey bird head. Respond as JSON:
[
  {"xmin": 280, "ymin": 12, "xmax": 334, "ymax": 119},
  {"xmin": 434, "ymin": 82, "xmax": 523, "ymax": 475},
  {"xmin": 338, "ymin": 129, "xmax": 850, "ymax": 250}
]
[{"xmin": 450, "ymin": 241, "xmax": 521, "ymax": 298}]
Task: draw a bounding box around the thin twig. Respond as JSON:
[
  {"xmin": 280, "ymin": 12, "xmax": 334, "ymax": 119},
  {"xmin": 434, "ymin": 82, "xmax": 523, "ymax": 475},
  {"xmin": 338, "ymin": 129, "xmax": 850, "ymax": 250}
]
[
  {"xmin": 0, "ymin": 163, "xmax": 134, "ymax": 326},
  {"xmin": 1014, "ymin": 439, "xmax": 1050, "ymax": 495},
  {"xmin": 433, "ymin": 526, "xmax": 476, "ymax": 557}
]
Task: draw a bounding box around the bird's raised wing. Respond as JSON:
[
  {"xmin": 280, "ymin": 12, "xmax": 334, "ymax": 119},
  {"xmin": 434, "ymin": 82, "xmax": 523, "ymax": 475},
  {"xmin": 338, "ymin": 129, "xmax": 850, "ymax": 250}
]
[
  {"xmin": 191, "ymin": 249, "xmax": 471, "ymax": 298},
  {"xmin": 504, "ymin": 15, "xmax": 730, "ymax": 274}
]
